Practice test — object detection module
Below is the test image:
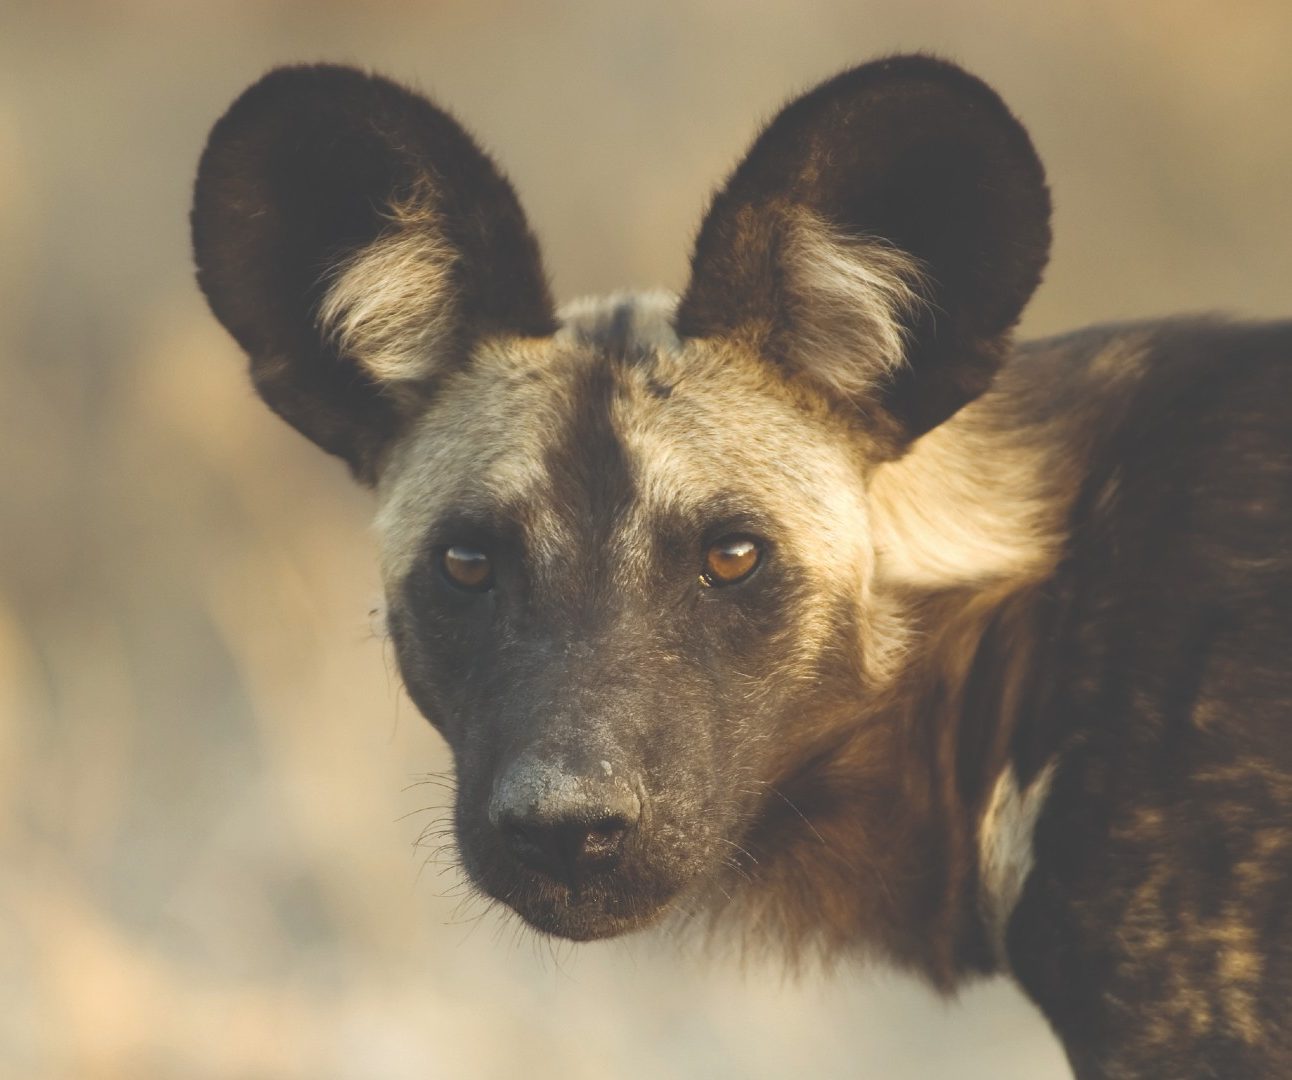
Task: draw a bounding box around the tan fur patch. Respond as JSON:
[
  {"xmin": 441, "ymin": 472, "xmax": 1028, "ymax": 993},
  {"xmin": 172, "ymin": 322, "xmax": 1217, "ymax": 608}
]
[{"xmin": 868, "ymin": 392, "xmax": 1069, "ymax": 591}]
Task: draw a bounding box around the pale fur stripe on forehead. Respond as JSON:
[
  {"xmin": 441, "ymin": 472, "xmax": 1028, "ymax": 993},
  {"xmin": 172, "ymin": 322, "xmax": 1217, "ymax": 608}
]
[
  {"xmin": 317, "ymin": 198, "xmax": 455, "ymax": 382},
  {"xmin": 557, "ymin": 290, "xmax": 680, "ymax": 353},
  {"xmin": 782, "ymin": 211, "xmax": 928, "ymax": 400}
]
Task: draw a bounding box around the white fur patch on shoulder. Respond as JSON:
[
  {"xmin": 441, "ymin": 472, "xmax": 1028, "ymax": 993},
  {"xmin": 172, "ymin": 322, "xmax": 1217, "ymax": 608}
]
[
  {"xmin": 316, "ymin": 196, "xmax": 456, "ymax": 383},
  {"xmin": 781, "ymin": 210, "xmax": 928, "ymax": 399},
  {"xmin": 978, "ymin": 760, "xmax": 1056, "ymax": 968}
]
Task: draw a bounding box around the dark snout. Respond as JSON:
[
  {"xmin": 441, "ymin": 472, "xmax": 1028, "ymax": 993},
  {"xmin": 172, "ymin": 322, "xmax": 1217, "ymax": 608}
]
[
  {"xmin": 488, "ymin": 756, "xmax": 642, "ymax": 889},
  {"xmin": 456, "ymin": 689, "xmax": 722, "ymax": 940}
]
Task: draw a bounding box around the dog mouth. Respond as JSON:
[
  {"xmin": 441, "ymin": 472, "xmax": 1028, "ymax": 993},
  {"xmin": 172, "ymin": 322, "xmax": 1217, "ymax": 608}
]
[
  {"xmin": 476, "ymin": 860, "xmax": 690, "ymax": 941},
  {"xmin": 505, "ymin": 880, "xmax": 674, "ymax": 940},
  {"xmin": 459, "ymin": 820, "xmax": 715, "ymax": 941}
]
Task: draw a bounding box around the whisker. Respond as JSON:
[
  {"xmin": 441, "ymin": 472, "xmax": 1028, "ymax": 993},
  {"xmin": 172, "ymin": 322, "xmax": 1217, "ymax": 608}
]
[
  {"xmin": 769, "ymin": 786, "xmax": 830, "ymax": 848},
  {"xmin": 717, "ymin": 836, "xmax": 760, "ymax": 865}
]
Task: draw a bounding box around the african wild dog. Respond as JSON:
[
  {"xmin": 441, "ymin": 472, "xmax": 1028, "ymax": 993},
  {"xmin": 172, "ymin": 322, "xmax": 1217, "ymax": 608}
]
[{"xmin": 192, "ymin": 56, "xmax": 1292, "ymax": 1078}]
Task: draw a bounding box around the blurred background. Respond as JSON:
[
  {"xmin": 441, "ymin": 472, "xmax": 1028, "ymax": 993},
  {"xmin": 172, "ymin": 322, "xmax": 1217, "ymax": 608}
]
[{"xmin": 2, "ymin": 1, "xmax": 1290, "ymax": 1077}]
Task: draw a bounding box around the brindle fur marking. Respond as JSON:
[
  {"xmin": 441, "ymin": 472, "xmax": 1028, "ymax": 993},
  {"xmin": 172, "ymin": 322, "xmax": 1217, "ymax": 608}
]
[{"xmin": 192, "ymin": 57, "xmax": 1292, "ymax": 1079}]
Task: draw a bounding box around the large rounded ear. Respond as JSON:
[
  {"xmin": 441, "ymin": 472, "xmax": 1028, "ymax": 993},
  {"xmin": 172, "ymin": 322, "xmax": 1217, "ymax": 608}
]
[
  {"xmin": 192, "ymin": 65, "xmax": 556, "ymax": 483},
  {"xmin": 675, "ymin": 55, "xmax": 1050, "ymax": 453}
]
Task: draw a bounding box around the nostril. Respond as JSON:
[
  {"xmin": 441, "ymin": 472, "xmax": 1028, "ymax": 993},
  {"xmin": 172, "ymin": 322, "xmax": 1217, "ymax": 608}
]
[
  {"xmin": 502, "ymin": 814, "xmax": 631, "ymax": 883},
  {"xmin": 502, "ymin": 821, "xmax": 547, "ymax": 866},
  {"xmin": 578, "ymin": 817, "xmax": 629, "ymax": 865}
]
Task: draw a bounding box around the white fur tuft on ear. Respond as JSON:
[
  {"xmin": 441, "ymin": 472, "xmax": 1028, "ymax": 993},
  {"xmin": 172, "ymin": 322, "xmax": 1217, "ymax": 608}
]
[
  {"xmin": 316, "ymin": 198, "xmax": 457, "ymax": 383},
  {"xmin": 781, "ymin": 211, "xmax": 928, "ymax": 400}
]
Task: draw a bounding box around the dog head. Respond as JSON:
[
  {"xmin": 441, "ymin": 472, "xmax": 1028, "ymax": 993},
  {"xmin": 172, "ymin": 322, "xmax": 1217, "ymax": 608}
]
[{"xmin": 192, "ymin": 57, "xmax": 1049, "ymax": 941}]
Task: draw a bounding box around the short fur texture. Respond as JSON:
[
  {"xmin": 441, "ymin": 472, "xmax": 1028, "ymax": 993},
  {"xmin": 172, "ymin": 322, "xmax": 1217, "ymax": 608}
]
[{"xmin": 193, "ymin": 57, "xmax": 1292, "ymax": 1079}]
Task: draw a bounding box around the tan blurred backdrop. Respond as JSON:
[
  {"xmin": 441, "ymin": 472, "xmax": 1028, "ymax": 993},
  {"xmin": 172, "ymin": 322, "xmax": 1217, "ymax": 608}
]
[{"xmin": 2, "ymin": 2, "xmax": 1290, "ymax": 1077}]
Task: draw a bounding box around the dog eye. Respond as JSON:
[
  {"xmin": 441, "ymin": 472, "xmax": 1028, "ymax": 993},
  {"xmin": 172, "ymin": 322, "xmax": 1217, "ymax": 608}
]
[
  {"xmin": 441, "ymin": 546, "xmax": 494, "ymax": 592},
  {"xmin": 701, "ymin": 536, "xmax": 761, "ymax": 587}
]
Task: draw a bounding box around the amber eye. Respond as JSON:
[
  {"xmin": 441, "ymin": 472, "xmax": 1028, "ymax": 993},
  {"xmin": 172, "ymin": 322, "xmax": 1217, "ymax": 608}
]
[
  {"xmin": 701, "ymin": 536, "xmax": 762, "ymax": 587},
  {"xmin": 441, "ymin": 545, "xmax": 494, "ymax": 592}
]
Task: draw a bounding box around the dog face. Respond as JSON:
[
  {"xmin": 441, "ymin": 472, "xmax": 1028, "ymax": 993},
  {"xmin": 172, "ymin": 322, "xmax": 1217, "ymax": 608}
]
[
  {"xmin": 192, "ymin": 57, "xmax": 1050, "ymax": 940},
  {"xmin": 375, "ymin": 295, "xmax": 890, "ymax": 938}
]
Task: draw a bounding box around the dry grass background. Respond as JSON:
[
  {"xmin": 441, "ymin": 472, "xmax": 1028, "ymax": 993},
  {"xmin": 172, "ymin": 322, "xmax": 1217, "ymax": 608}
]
[{"xmin": 1, "ymin": 1, "xmax": 1290, "ymax": 1077}]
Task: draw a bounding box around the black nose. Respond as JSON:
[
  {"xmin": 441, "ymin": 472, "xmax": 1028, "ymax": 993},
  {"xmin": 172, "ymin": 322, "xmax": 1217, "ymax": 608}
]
[{"xmin": 489, "ymin": 761, "xmax": 642, "ymax": 887}]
